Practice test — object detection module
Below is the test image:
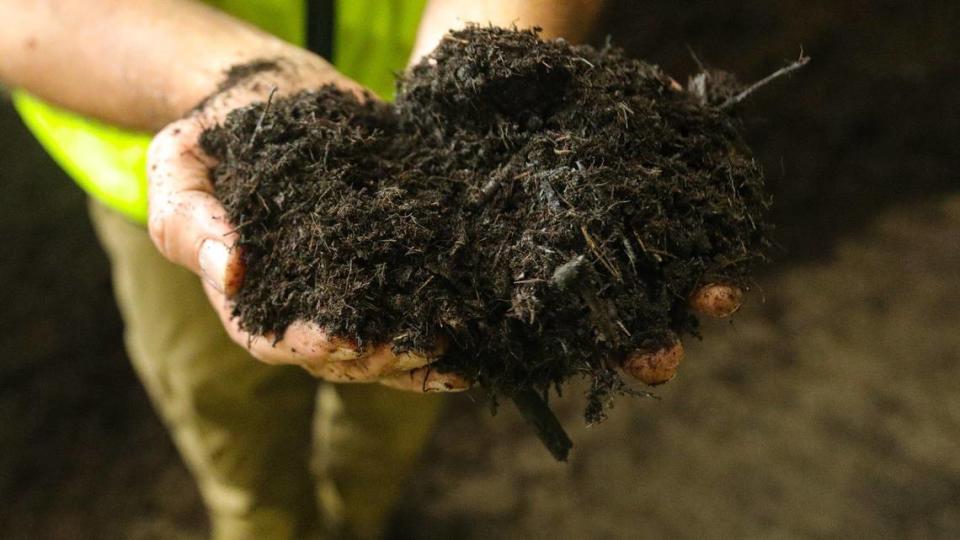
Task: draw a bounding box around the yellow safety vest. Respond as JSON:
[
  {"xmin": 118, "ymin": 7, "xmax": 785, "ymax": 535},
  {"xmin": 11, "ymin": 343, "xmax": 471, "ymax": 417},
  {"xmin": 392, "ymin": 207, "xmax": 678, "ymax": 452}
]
[{"xmin": 13, "ymin": 0, "xmax": 426, "ymax": 223}]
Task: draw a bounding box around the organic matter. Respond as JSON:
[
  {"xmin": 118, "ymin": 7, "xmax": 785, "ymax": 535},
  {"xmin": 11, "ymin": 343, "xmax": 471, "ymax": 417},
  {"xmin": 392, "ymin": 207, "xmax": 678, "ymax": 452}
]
[{"xmin": 200, "ymin": 26, "xmax": 771, "ymax": 430}]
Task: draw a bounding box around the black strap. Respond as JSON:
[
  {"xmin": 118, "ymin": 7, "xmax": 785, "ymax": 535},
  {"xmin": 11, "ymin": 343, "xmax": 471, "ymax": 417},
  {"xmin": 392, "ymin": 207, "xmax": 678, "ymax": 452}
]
[{"xmin": 306, "ymin": 0, "xmax": 335, "ymax": 62}]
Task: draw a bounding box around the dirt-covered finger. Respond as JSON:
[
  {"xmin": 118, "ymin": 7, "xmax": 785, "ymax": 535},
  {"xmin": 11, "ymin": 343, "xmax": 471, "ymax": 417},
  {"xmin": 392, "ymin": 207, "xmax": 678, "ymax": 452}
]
[
  {"xmin": 304, "ymin": 344, "xmax": 399, "ymax": 382},
  {"xmin": 378, "ymin": 366, "xmax": 471, "ymax": 393},
  {"xmin": 202, "ymin": 281, "xmax": 364, "ymax": 367},
  {"xmin": 147, "ymin": 119, "xmax": 242, "ymax": 294},
  {"xmin": 248, "ymin": 320, "xmax": 368, "ymax": 367},
  {"xmin": 302, "ymin": 332, "xmax": 449, "ymax": 382},
  {"xmin": 689, "ymin": 283, "xmax": 744, "ymax": 318},
  {"xmin": 148, "ymin": 188, "xmax": 242, "ymax": 293},
  {"xmin": 621, "ymin": 337, "xmax": 685, "ymax": 386},
  {"xmin": 386, "ymin": 334, "xmax": 449, "ymax": 373}
]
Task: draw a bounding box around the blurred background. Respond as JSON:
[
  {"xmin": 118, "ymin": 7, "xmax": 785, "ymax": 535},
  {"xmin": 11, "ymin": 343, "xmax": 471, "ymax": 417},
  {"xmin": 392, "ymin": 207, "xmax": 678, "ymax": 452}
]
[{"xmin": 1, "ymin": 1, "xmax": 957, "ymax": 538}]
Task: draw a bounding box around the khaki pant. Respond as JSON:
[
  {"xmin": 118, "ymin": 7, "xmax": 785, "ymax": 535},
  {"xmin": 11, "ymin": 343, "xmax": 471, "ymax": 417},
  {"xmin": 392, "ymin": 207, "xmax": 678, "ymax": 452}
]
[{"xmin": 89, "ymin": 201, "xmax": 444, "ymax": 540}]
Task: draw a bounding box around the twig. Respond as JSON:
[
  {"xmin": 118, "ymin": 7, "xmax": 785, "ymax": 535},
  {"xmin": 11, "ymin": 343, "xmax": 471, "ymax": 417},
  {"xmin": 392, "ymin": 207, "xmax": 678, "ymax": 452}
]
[
  {"xmin": 539, "ymin": 177, "xmax": 563, "ymax": 211},
  {"xmin": 685, "ymin": 44, "xmax": 705, "ymax": 72},
  {"xmin": 475, "ymin": 160, "xmax": 520, "ymax": 207},
  {"xmin": 580, "ymin": 225, "xmax": 623, "ymax": 282},
  {"xmin": 511, "ymin": 389, "xmax": 573, "ymax": 462},
  {"xmin": 246, "ymin": 86, "xmax": 279, "ymax": 151},
  {"xmin": 551, "ymin": 255, "xmax": 622, "ymax": 344},
  {"xmin": 720, "ymin": 54, "xmax": 810, "ymax": 110},
  {"xmin": 477, "ymin": 170, "xmax": 507, "ymax": 205}
]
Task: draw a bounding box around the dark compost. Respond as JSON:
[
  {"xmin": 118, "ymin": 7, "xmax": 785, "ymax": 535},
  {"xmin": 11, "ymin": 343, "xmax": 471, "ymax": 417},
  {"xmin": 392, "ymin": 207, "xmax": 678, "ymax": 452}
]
[{"xmin": 200, "ymin": 26, "xmax": 771, "ymax": 431}]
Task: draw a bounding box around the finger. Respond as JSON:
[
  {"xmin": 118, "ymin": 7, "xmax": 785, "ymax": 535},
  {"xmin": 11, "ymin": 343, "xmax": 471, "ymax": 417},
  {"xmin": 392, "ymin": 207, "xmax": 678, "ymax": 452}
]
[
  {"xmin": 205, "ymin": 279, "xmax": 456, "ymax": 386},
  {"xmin": 689, "ymin": 283, "xmax": 743, "ymax": 318},
  {"xmin": 147, "ymin": 119, "xmax": 243, "ymax": 295},
  {"xmin": 201, "ymin": 280, "xmax": 364, "ymax": 366},
  {"xmin": 622, "ymin": 337, "xmax": 684, "ymax": 386},
  {"xmin": 378, "ymin": 366, "xmax": 471, "ymax": 393},
  {"xmin": 389, "ymin": 349, "xmax": 436, "ymax": 372},
  {"xmin": 308, "ymin": 335, "xmax": 448, "ymax": 382},
  {"xmin": 386, "ymin": 334, "xmax": 449, "ymax": 373},
  {"xmin": 306, "ymin": 344, "xmax": 398, "ymax": 382}
]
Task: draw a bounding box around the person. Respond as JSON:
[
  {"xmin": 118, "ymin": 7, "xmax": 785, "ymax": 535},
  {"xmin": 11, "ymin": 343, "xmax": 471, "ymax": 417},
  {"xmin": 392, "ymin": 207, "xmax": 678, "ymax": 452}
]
[{"xmin": 0, "ymin": 1, "xmax": 741, "ymax": 537}]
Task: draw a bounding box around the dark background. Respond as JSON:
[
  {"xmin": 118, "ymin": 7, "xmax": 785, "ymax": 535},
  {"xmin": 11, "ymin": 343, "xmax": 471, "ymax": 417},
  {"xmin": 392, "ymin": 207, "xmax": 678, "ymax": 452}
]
[{"xmin": 1, "ymin": 1, "xmax": 958, "ymax": 538}]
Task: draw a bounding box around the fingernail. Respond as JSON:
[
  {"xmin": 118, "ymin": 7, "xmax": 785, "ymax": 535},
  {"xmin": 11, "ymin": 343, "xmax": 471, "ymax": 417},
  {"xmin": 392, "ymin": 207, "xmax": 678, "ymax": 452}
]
[
  {"xmin": 393, "ymin": 351, "xmax": 430, "ymax": 371},
  {"xmin": 199, "ymin": 239, "xmax": 229, "ymax": 294},
  {"xmin": 425, "ymin": 375, "xmax": 469, "ymax": 393}
]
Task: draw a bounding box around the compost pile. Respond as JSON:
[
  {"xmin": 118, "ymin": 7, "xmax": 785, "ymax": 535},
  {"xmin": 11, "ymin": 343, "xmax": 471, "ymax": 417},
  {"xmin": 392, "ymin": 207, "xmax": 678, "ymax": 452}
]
[{"xmin": 200, "ymin": 26, "xmax": 770, "ymax": 422}]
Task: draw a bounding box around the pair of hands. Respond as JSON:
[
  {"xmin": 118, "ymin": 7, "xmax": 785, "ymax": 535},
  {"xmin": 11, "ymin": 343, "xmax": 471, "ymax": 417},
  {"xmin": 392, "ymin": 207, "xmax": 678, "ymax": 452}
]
[{"xmin": 145, "ymin": 57, "xmax": 743, "ymax": 393}]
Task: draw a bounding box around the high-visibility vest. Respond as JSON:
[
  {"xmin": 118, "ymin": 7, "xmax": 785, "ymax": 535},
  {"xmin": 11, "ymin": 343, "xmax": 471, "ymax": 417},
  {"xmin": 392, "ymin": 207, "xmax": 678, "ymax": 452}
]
[{"xmin": 13, "ymin": 0, "xmax": 426, "ymax": 223}]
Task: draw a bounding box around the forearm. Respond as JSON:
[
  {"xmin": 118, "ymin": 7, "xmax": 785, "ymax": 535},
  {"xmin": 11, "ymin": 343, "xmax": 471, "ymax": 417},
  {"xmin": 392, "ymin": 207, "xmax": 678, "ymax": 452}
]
[
  {"xmin": 0, "ymin": 0, "xmax": 334, "ymax": 132},
  {"xmin": 410, "ymin": 0, "xmax": 606, "ymax": 64}
]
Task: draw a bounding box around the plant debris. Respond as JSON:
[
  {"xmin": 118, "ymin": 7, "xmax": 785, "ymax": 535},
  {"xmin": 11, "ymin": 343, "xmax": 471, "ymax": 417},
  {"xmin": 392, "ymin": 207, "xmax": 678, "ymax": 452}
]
[{"xmin": 200, "ymin": 26, "xmax": 773, "ymax": 425}]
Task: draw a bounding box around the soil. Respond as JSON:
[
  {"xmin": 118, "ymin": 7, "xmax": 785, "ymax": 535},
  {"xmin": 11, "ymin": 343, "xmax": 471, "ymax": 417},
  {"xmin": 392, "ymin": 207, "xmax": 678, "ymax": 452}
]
[{"xmin": 199, "ymin": 26, "xmax": 770, "ymax": 419}]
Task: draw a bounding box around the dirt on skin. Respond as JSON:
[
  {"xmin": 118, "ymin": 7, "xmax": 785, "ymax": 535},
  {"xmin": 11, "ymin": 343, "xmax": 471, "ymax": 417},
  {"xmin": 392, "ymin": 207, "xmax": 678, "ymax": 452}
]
[{"xmin": 199, "ymin": 26, "xmax": 770, "ymax": 420}]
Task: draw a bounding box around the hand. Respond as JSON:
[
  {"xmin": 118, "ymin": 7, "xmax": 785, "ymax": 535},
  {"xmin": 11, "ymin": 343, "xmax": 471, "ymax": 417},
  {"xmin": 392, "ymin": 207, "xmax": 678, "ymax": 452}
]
[
  {"xmin": 621, "ymin": 283, "xmax": 744, "ymax": 386},
  {"xmin": 146, "ymin": 56, "xmax": 469, "ymax": 393}
]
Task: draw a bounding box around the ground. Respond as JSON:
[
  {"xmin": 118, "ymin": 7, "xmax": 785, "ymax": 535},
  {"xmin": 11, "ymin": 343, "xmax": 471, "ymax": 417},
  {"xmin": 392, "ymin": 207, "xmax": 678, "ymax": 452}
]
[{"xmin": 0, "ymin": 1, "xmax": 957, "ymax": 538}]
